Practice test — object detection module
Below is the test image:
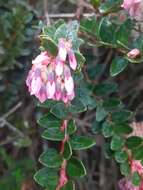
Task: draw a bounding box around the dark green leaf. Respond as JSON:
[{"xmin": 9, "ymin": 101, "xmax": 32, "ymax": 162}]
[
  {"xmin": 96, "ymin": 105, "xmax": 108, "ymax": 122},
  {"xmin": 63, "ymin": 142, "xmax": 72, "ymax": 160},
  {"xmin": 98, "ymin": 18, "xmax": 116, "ymax": 43},
  {"xmin": 94, "ymin": 81, "xmax": 118, "ymax": 96},
  {"xmin": 115, "ymin": 151, "xmax": 128, "ymax": 163},
  {"xmin": 39, "ymin": 148, "xmax": 63, "ymax": 168},
  {"xmin": 111, "ymin": 110, "xmax": 132, "ymax": 122},
  {"xmin": 70, "ymin": 136, "xmax": 96, "ymax": 150},
  {"xmin": 80, "ymin": 16, "xmax": 98, "ymax": 36},
  {"xmin": 102, "ymin": 122, "xmax": 114, "ymax": 137},
  {"xmin": 51, "ymin": 103, "xmax": 68, "ymax": 119},
  {"xmin": 34, "ymin": 168, "xmax": 58, "ymax": 188},
  {"xmin": 116, "ymin": 19, "xmax": 133, "ymax": 47},
  {"xmin": 68, "ymin": 97, "xmax": 87, "ymax": 113},
  {"xmin": 38, "ymin": 113, "xmax": 60, "ymax": 128},
  {"xmin": 103, "ymin": 98, "xmax": 121, "ymax": 110},
  {"xmin": 132, "ymin": 172, "xmax": 141, "ymax": 186},
  {"xmin": 126, "ymin": 136, "xmax": 142, "ymax": 149},
  {"xmin": 42, "ymin": 128, "xmax": 64, "ymax": 141},
  {"xmin": 120, "ymin": 161, "xmax": 130, "ymax": 176},
  {"xmin": 110, "ymin": 57, "xmax": 128, "ymax": 77},
  {"xmin": 67, "ymin": 157, "xmax": 86, "ymax": 178},
  {"xmin": 111, "ymin": 135, "xmax": 125, "ymax": 151},
  {"xmin": 132, "ymin": 146, "xmax": 143, "ymax": 160},
  {"xmin": 61, "ymin": 181, "xmax": 75, "ymax": 190},
  {"xmin": 91, "ymin": 120, "xmax": 102, "ymax": 134},
  {"xmin": 67, "ymin": 120, "xmax": 77, "ymax": 135},
  {"xmin": 41, "ymin": 37, "xmax": 58, "ymax": 56},
  {"xmin": 113, "ymin": 124, "xmax": 133, "ymax": 135}
]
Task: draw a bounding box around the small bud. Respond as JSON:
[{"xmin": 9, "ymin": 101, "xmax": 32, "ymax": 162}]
[{"xmin": 127, "ymin": 49, "xmax": 140, "ymax": 59}]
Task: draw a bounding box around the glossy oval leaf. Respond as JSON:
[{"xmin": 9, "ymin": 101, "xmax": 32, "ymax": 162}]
[
  {"xmin": 110, "ymin": 57, "xmax": 128, "ymax": 77},
  {"xmin": 39, "ymin": 148, "xmax": 63, "ymax": 168},
  {"xmin": 34, "ymin": 168, "xmax": 58, "ymax": 188},
  {"xmin": 70, "ymin": 136, "xmax": 96, "ymax": 150},
  {"xmin": 67, "ymin": 157, "xmax": 86, "ymax": 178}
]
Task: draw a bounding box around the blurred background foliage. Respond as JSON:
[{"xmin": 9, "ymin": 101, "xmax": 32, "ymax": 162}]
[{"xmin": 1, "ymin": 0, "xmax": 143, "ymax": 190}]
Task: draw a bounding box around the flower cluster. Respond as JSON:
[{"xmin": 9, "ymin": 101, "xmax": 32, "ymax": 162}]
[
  {"xmin": 26, "ymin": 38, "xmax": 77, "ymax": 103},
  {"xmin": 119, "ymin": 178, "xmax": 143, "ymax": 190},
  {"xmin": 121, "ymin": 0, "xmax": 143, "ymax": 20},
  {"xmin": 118, "ymin": 159, "xmax": 143, "ymax": 190}
]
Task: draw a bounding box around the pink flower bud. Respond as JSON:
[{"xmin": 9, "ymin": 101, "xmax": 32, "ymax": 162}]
[
  {"xmin": 46, "ymin": 81, "xmax": 56, "ymax": 99},
  {"xmin": 57, "ymin": 39, "xmax": 68, "ymax": 62},
  {"xmin": 68, "ymin": 49, "xmax": 77, "ymax": 70},
  {"xmin": 55, "ymin": 59, "xmax": 64, "ymax": 76},
  {"xmin": 36, "ymin": 85, "xmax": 47, "ymax": 103},
  {"xmin": 127, "ymin": 49, "xmax": 140, "ymax": 59}
]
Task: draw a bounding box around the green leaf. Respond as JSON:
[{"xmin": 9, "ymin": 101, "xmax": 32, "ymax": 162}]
[
  {"xmin": 91, "ymin": 120, "xmax": 102, "ymax": 134},
  {"xmin": 41, "ymin": 36, "xmax": 58, "ymax": 56},
  {"xmin": 39, "ymin": 148, "xmax": 63, "ymax": 168},
  {"xmin": 111, "ymin": 110, "xmax": 132, "ymax": 122},
  {"xmin": 94, "ymin": 81, "xmax": 118, "ymax": 96},
  {"xmin": 61, "ymin": 181, "xmax": 75, "ymax": 190},
  {"xmin": 70, "ymin": 136, "xmax": 96, "ymax": 150},
  {"xmin": 110, "ymin": 57, "xmax": 129, "ymax": 77},
  {"xmin": 116, "ymin": 19, "xmax": 133, "ymax": 47},
  {"xmin": 38, "ymin": 100, "xmax": 56, "ymax": 108},
  {"xmin": 103, "ymin": 98, "xmax": 121, "ymax": 110},
  {"xmin": 42, "ymin": 128, "xmax": 64, "ymax": 141},
  {"xmin": 80, "ymin": 16, "xmax": 98, "ymax": 36},
  {"xmin": 132, "ymin": 146, "xmax": 143, "ymax": 160},
  {"xmin": 67, "ymin": 120, "xmax": 77, "ymax": 135},
  {"xmin": 132, "ymin": 172, "xmax": 141, "ymax": 186},
  {"xmin": 120, "ymin": 161, "xmax": 130, "ymax": 176},
  {"xmin": 70, "ymin": 135, "xmax": 96, "ymax": 150},
  {"xmin": 51, "ymin": 103, "xmax": 68, "ymax": 119},
  {"xmin": 98, "ymin": 18, "xmax": 116, "ymax": 43},
  {"xmin": 111, "ymin": 135, "xmax": 125, "ymax": 151},
  {"xmin": 104, "ymin": 143, "xmax": 114, "ymax": 159},
  {"xmin": 96, "ymin": 105, "xmax": 108, "ymax": 122},
  {"xmin": 38, "ymin": 113, "xmax": 60, "ymax": 128},
  {"xmin": 113, "ymin": 123, "xmax": 133, "ymax": 135},
  {"xmin": 99, "ymin": 0, "xmax": 122, "ymax": 14},
  {"xmin": 68, "ymin": 97, "xmax": 87, "ymax": 113},
  {"xmin": 34, "ymin": 168, "xmax": 58, "ymax": 188},
  {"xmin": 54, "ymin": 23, "xmax": 67, "ymax": 42},
  {"xmin": 63, "ymin": 142, "xmax": 72, "ymax": 160},
  {"xmin": 126, "ymin": 136, "xmax": 142, "ymax": 149},
  {"xmin": 115, "ymin": 151, "xmax": 128, "ymax": 163},
  {"xmin": 102, "ymin": 122, "xmax": 114, "ymax": 137},
  {"xmin": 67, "ymin": 157, "xmax": 86, "ymax": 178}
]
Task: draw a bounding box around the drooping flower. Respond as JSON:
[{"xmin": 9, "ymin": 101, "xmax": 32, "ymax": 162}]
[
  {"xmin": 121, "ymin": 0, "xmax": 143, "ymax": 20},
  {"xmin": 57, "ymin": 38, "xmax": 77, "ymax": 71},
  {"xmin": 26, "ymin": 38, "xmax": 77, "ymax": 104},
  {"xmin": 127, "ymin": 49, "xmax": 140, "ymax": 59}
]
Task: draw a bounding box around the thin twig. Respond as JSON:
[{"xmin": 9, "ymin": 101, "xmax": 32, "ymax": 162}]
[
  {"xmin": 2, "ymin": 101, "xmax": 22, "ymax": 119},
  {"xmin": 43, "ymin": 0, "xmax": 50, "ymax": 25},
  {"xmin": 46, "ymin": 13, "xmax": 95, "ymax": 18}
]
